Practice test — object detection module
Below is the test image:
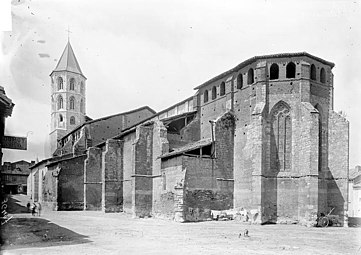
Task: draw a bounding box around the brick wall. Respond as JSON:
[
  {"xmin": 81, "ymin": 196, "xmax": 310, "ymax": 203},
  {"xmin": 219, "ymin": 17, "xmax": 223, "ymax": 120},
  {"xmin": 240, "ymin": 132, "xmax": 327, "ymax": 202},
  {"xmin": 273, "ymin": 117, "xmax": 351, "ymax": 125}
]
[
  {"xmin": 57, "ymin": 155, "xmax": 86, "ymax": 210},
  {"xmin": 90, "ymin": 107, "xmax": 154, "ymax": 146},
  {"xmin": 84, "ymin": 147, "xmax": 102, "ymax": 210}
]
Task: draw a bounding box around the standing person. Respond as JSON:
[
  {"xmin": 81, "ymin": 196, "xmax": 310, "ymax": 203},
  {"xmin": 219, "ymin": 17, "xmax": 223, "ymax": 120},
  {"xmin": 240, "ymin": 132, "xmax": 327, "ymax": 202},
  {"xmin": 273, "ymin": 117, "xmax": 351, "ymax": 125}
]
[
  {"xmin": 26, "ymin": 202, "xmax": 31, "ymax": 213},
  {"xmin": 37, "ymin": 202, "xmax": 42, "ymax": 216},
  {"xmin": 32, "ymin": 202, "xmax": 37, "ymax": 216}
]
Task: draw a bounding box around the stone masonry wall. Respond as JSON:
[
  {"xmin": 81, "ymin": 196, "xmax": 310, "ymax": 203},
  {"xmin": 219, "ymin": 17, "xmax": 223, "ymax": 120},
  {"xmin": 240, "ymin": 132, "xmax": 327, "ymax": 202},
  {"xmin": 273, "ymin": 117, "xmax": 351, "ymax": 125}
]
[
  {"xmin": 133, "ymin": 125, "xmax": 153, "ymax": 217},
  {"xmin": 122, "ymin": 132, "xmax": 136, "ymax": 214},
  {"xmin": 328, "ymin": 110, "xmax": 349, "ymax": 225},
  {"xmin": 102, "ymin": 139, "xmax": 123, "ymax": 212},
  {"xmin": 158, "ymin": 157, "xmax": 184, "ymax": 220},
  {"xmin": 152, "ymin": 120, "xmax": 170, "ymax": 218},
  {"xmin": 42, "ymin": 166, "xmax": 58, "ymax": 210}
]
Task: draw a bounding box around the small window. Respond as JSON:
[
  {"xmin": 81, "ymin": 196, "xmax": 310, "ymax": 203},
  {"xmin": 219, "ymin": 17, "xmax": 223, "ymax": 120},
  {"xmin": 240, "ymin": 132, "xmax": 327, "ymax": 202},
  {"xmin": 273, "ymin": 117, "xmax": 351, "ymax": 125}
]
[
  {"xmin": 220, "ymin": 82, "xmax": 225, "ymax": 96},
  {"xmin": 270, "ymin": 63, "xmax": 279, "ymax": 80},
  {"xmin": 59, "ymin": 114, "xmax": 63, "ymax": 122},
  {"xmin": 310, "ymin": 64, "xmax": 316, "ymax": 80},
  {"xmin": 80, "ymin": 81, "xmax": 84, "ymax": 94},
  {"xmin": 80, "ymin": 99, "xmax": 84, "ymax": 113},
  {"xmin": 247, "ymin": 68, "xmax": 254, "ymax": 84},
  {"xmin": 70, "ymin": 116, "xmax": 76, "ymax": 125},
  {"xmin": 204, "ymin": 90, "xmax": 209, "ymax": 103},
  {"xmin": 57, "ymin": 95, "xmax": 63, "ymax": 109},
  {"xmin": 57, "ymin": 77, "xmax": 63, "ymax": 90},
  {"xmin": 69, "ymin": 78, "xmax": 75, "ymax": 90},
  {"xmin": 212, "ymin": 86, "xmax": 217, "ymax": 100},
  {"xmin": 237, "ymin": 73, "xmax": 243, "ymax": 89},
  {"xmin": 69, "ymin": 96, "xmax": 75, "ymax": 110},
  {"xmin": 286, "ymin": 62, "xmax": 296, "ymax": 78},
  {"xmin": 320, "ymin": 68, "xmax": 326, "ymax": 83}
]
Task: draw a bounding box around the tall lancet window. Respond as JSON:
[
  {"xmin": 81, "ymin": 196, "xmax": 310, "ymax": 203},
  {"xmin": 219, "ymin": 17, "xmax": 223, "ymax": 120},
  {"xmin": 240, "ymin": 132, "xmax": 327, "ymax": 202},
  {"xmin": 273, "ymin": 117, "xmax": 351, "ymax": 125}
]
[
  {"xmin": 270, "ymin": 101, "xmax": 292, "ymax": 172},
  {"xmin": 57, "ymin": 77, "xmax": 63, "ymax": 90},
  {"xmin": 70, "ymin": 78, "xmax": 75, "ymax": 90},
  {"xmin": 80, "ymin": 99, "xmax": 84, "ymax": 113},
  {"xmin": 69, "ymin": 96, "xmax": 75, "ymax": 110},
  {"xmin": 57, "ymin": 95, "xmax": 64, "ymax": 110}
]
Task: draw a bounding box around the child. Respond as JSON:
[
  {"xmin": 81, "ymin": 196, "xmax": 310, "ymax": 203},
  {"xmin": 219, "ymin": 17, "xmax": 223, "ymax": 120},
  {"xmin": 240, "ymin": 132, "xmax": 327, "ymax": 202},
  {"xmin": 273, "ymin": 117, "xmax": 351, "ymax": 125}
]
[{"xmin": 32, "ymin": 203, "xmax": 37, "ymax": 216}]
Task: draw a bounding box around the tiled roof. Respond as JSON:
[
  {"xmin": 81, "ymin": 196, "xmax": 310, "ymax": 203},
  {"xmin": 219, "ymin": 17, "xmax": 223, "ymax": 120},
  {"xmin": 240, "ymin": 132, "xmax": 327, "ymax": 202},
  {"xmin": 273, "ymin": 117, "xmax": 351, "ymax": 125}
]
[{"xmin": 160, "ymin": 138, "xmax": 212, "ymax": 159}]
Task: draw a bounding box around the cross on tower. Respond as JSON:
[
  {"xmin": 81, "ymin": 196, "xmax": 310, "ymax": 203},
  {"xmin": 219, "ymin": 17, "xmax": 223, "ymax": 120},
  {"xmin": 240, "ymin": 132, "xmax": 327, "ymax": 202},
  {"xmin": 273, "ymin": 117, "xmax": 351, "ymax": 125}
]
[{"xmin": 66, "ymin": 26, "xmax": 72, "ymax": 42}]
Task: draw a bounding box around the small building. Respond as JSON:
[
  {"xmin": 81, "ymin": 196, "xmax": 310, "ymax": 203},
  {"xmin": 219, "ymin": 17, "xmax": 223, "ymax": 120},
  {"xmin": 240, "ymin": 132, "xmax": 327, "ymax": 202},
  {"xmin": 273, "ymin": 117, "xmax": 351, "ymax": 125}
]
[{"xmin": 1, "ymin": 160, "xmax": 33, "ymax": 194}]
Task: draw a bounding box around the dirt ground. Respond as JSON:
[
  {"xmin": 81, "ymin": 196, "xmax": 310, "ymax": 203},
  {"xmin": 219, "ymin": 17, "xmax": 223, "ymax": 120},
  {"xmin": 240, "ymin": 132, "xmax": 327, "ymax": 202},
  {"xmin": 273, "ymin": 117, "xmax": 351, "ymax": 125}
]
[{"xmin": 1, "ymin": 194, "xmax": 360, "ymax": 255}]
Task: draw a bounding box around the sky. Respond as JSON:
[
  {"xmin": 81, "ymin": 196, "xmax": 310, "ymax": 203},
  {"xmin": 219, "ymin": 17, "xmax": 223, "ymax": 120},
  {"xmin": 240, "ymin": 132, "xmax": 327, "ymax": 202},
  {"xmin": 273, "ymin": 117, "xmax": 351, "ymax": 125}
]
[{"xmin": 0, "ymin": 0, "xmax": 360, "ymax": 167}]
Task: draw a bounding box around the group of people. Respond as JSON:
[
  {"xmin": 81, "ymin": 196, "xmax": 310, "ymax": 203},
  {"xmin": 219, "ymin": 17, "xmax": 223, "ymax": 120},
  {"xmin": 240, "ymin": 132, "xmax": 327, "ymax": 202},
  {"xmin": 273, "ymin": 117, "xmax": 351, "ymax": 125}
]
[{"xmin": 26, "ymin": 201, "xmax": 42, "ymax": 216}]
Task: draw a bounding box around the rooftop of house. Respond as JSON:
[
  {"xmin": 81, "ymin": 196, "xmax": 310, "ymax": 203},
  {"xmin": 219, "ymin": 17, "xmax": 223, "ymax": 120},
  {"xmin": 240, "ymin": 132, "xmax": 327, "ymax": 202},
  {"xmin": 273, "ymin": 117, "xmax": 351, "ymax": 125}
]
[{"xmin": 0, "ymin": 86, "xmax": 15, "ymax": 117}]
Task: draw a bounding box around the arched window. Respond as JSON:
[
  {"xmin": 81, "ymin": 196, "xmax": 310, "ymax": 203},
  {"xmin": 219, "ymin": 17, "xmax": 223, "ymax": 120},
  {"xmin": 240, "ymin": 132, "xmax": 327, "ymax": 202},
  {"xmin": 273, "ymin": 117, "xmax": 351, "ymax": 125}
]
[
  {"xmin": 59, "ymin": 114, "xmax": 63, "ymax": 122},
  {"xmin": 80, "ymin": 81, "xmax": 84, "ymax": 94},
  {"xmin": 57, "ymin": 95, "xmax": 63, "ymax": 110},
  {"xmin": 204, "ymin": 90, "xmax": 209, "ymax": 103},
  {"xmin": 69, "ymin": 78, "xmax": 75, "ymax": 90},
  {"xmin": 270, "ymin": 101, "xmax": 292, "ymax": 172},
  {"xmin": 212, "ymin": 86, "xmax": 217, "ymax": 100},
  {"xmin": 57, "ymin": 77, "xmax": 63, "ymax": 90},
  {"xmin": 270, "ymin": 63, "xmax": 279, "ymax": 80},
  {"xmin": 237, "ymin": 73, "xmax": 243, "ymax": 89},
  {"xmin": 286, "ymin": 62, "xmax": 296, "ymax": 78},
  {"xmin": 80, "ymin": 99, "xmax": 84, "ymax": 113},
  {"xmin": 320, "ymin": 68, "xmax": 326, "ymax": 83},
  {"xmin": 310, "ymin": 64, "xmax": 316, "ymax": 80},
  {"xmin": 220, "ymin": 82, "xmax": 225, "ymax": 96},
  {"xmin": 247, "ymin": 68, "xmax": 254, "ymax": 84},
  {"xmin": 70, "ymin": 116, "xmax": 76, "ymax": 125},
  {"xmin": 69, "ymin": 96, "xmax": 75, "ymax": 110}
]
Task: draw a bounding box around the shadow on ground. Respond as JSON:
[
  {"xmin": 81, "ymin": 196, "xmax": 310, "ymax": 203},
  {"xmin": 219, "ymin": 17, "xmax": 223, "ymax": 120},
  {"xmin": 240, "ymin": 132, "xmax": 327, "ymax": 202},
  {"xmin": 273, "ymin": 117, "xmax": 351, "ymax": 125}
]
[
  {"xmin": 0, "ymin": 217, "xmax": 91, "ymax": 250},
  {"xmin": 6, "ymin": 196, "xmax": 31, "ymax": 214}
]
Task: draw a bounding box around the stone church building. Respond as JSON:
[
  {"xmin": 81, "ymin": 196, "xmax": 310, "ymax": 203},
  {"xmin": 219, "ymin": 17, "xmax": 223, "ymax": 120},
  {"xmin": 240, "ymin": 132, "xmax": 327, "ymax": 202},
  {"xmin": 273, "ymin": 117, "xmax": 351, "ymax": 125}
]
[{"xmin": 28, "ymin": 41, "xmax": 349, "ymax": 225}]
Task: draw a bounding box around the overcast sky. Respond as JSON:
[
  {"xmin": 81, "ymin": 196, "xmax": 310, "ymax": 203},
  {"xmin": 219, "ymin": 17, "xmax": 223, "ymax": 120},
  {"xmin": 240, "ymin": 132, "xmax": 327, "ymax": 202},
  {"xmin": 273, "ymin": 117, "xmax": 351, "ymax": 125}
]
[{"xmin": 0, "ymin": 0, "xmax": 360, "ymax": 167}]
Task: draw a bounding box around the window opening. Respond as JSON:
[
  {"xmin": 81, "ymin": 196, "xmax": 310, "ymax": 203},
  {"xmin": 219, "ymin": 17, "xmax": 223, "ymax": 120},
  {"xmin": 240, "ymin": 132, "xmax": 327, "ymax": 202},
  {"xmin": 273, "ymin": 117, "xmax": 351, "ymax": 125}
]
[
  {"xmin": 220, "ymin": 82, "xmax": 225, "ymax": 96},
  {"xmin": 286, "ymin": 62, "xmax": 296, "ymax": 78},
  {"xmin": 270, "ymin": 63, "xmax": 279, "ymax": 80},
  {"xmin": 247, "ymin": 68, "xmax": 254, "ymax": 84}
]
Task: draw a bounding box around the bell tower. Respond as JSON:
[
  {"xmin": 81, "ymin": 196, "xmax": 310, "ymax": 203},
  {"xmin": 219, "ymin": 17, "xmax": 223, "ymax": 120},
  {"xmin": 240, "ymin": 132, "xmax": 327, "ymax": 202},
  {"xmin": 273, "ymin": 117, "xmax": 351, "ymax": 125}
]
[{"xmin": 49, "ymin": 41, "xmax": 87, "ymax": 155}]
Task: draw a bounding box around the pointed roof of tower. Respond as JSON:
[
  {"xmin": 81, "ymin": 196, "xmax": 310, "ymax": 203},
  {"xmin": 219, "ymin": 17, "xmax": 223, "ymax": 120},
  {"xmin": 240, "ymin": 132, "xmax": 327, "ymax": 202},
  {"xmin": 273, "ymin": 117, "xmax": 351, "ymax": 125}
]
[{"xmin": 51, "ymin": 41, "xmax": 86, "ymax": 79}]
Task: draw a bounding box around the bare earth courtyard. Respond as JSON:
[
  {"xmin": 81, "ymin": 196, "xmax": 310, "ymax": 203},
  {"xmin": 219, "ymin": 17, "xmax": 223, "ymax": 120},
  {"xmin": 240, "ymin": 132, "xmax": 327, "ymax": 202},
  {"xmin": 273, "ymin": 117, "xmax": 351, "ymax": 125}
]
[{"xmin": 1, "ymin": 195, "xmax": 360, "ymax": 255}]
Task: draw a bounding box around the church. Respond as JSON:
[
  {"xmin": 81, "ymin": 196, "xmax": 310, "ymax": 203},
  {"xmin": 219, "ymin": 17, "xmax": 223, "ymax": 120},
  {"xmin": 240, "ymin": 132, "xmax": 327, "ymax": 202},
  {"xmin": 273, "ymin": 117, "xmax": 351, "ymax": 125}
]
[{"xmin": 28, "ymin": 41, "xmax": 349, "ymax": 226}]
